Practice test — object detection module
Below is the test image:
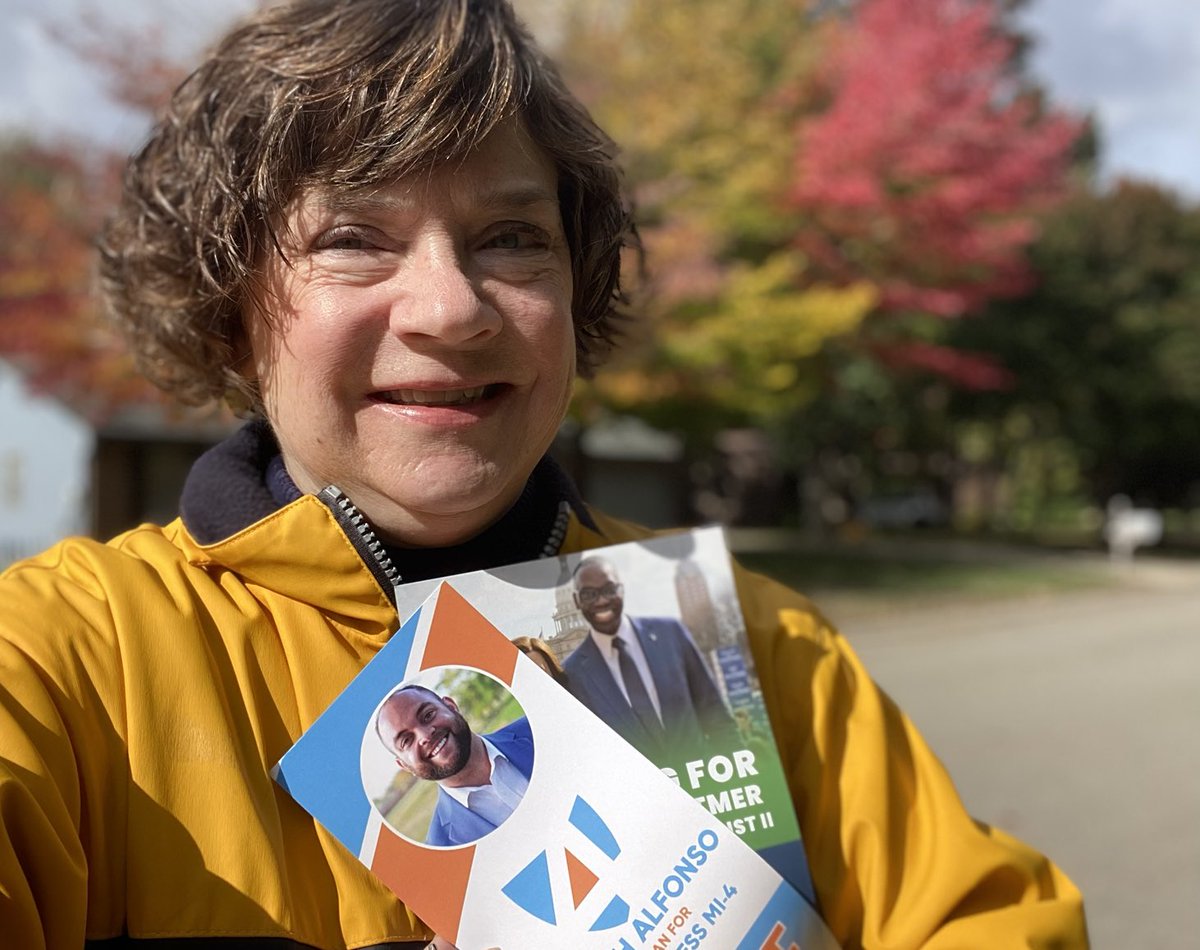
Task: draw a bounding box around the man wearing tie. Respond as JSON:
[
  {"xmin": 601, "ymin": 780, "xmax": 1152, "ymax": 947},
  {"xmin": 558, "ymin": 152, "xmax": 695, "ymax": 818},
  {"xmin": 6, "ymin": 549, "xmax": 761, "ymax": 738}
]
[
  {"xmin": 563, "ymin": 557, "xmax": 736, "ymax": 759},
  {"xmin": 375, "ymin": 685, "xmax": 533, "ymax": 847}
]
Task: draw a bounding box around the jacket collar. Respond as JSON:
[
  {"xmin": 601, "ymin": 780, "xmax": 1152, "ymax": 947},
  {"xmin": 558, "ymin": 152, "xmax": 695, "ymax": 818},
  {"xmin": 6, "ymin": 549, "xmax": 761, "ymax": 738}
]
[
  {"xmin": 175, "ymin": 491, "xmax": 398, "ymax": 630},
  {"xmin": 181, "ymin": 418, "xmax": 284, "ymax": 545},
  {"xmin": 176, "ymin": 420, "xmax": 597, "ymax": 608}
]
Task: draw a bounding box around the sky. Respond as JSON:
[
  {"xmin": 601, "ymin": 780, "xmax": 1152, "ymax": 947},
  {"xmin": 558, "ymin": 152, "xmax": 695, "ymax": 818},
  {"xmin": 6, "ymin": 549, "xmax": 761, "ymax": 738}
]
[
  {"xmin": 2, "ymin": 0, "xmax": 1199, "ymax": 196},
  {"xmin": 0, "ymin": 0, "xmax": 237, "ymax": 147},
  {"xmin": 1018, "ymin": 0, "xmax": 1200, "ymax": 198}
]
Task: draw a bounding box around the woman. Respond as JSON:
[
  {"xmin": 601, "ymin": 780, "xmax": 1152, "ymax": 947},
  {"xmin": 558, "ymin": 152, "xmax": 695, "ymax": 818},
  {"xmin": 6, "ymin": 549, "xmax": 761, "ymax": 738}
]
[{"xmin": 0, "ymin": 1, "xmax": 1086, "ymax": 948}]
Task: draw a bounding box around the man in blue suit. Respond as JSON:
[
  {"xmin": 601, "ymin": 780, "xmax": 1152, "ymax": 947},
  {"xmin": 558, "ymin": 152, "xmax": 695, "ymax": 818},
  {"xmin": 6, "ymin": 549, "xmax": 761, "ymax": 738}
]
[
  {"xmin": 563, "ymin": 557, "xmax": 736, "ymax": 759},
  {"xmin": 375, "ymin": 685, "xmax": 534, "ymax": 847}
]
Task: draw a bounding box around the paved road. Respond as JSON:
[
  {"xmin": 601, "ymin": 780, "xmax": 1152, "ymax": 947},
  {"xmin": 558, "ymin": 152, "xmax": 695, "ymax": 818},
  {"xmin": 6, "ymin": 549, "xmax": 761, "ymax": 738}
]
[{"xmin": 818, "ymin": 563, "xmax": 1199, "ymax": 949}]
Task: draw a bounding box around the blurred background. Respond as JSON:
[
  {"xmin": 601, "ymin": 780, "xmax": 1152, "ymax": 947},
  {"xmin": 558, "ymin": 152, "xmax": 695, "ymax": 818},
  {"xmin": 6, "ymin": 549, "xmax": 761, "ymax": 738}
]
[{"xmin": 1, "ymin": 1, "xmax": 1196, "ymax": 945}]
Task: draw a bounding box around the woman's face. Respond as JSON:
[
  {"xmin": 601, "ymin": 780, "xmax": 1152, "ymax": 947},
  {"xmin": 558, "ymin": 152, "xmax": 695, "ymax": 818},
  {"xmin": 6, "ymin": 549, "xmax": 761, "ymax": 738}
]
[{"xmin": 247, "ymin": 121, "xmax": 576, "ymax": 546}]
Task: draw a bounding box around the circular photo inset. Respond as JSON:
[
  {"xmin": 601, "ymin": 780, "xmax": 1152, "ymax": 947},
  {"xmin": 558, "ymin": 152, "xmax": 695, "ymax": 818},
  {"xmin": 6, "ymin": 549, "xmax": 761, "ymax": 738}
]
[{"xmin": 360, "ymin": 666, "xmax": 533, "ymax": 848}]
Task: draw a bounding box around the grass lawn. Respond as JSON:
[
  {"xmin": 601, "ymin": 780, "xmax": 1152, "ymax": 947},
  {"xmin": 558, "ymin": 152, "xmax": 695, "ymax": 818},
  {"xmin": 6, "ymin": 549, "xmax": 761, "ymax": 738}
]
[{"xmin": 735, "ymin": 546, "xmax": 1109, "ymax": 602}]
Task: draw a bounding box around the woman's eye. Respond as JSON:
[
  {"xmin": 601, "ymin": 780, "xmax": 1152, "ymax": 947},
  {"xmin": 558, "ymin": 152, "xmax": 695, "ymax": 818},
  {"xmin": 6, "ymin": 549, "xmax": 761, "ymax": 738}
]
[
  {"xmin": 485, "ymin": 226, "xmax": 545, "ymax": 251},
  {"xmin": 314, "ymin": 227, "xmax": 377, "ymax": 252}
]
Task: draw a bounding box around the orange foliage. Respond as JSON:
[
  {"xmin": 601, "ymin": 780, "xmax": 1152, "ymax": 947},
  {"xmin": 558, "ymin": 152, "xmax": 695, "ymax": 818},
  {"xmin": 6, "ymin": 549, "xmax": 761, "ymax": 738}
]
[
  {"xmin": 0, "ymin": 3, "xmax": 200, "ymax": 419},
  {"xmin": 0, "ymin": 143, "xmax": 164, "ymax": 419}
]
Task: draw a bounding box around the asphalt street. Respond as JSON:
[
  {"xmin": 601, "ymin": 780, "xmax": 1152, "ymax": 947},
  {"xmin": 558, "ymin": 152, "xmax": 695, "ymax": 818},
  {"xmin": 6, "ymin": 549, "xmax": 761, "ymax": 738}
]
[{"xmin": 822, "ymin": 562, "xmax": 1200, "ymax": 949}]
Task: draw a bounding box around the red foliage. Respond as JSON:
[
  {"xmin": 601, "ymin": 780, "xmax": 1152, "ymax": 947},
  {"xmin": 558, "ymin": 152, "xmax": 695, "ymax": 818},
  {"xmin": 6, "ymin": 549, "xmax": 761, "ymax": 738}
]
[
  {"xmin": 0, "ymin": 4, "xmax": 194, "ymax": 420},
  {"xmin": 873, "ymin": 340, "xmax": 1014, "ymax": 391},
  {"xmin": 792, "ymin": 0, "xmax": 1081, "ymax": 317},
  {"xmin": 0, "ymin": 144, "xmax": 164, "ymax": 420}
]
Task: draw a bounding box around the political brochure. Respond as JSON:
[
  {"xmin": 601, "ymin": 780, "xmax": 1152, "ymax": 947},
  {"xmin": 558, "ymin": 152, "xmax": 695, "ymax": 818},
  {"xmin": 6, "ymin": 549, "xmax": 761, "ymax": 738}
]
[
  {"xmin": 274, "ymin": 527, "xmax": 838, "ymax": 950},
  {"xmin": 389, "ymin": 526, "xmax": 817, "ymax": 898}
]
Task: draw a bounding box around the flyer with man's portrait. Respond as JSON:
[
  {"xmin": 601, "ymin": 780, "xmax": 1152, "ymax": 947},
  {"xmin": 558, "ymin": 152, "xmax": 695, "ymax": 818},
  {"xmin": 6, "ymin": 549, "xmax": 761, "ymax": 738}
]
[{"xmin": 274, "ymin": 527, "xmax": 836, "ymax": 949}]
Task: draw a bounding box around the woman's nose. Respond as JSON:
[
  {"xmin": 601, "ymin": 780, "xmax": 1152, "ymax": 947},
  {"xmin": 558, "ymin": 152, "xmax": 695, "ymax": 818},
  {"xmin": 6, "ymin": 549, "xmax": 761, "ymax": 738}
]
[{"xmin": 388, "ymin": 241, "xmax": 502, "ymax": 346}]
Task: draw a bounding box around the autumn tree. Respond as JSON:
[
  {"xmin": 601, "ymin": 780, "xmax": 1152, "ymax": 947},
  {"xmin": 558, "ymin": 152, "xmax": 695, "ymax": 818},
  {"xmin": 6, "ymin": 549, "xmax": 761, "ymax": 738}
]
[
  {"xmin": 0, "ymin": 7, "xmax": 221, "ymax": 420},
  {"xmin": 0, "ymin": 142, "xmax": 165, "ymax": 419},
  {"xmin": 763, "ymin": 0, "xmax": 1082, "ymax": 524},
  {"xmin": 552, "ymin": 0, "xmax": 1078, "ymax": 447},
  {"xmin": 791, "ymin": 0, "xmax": 1081, "ymax": 370},
  {"xmin": 552, "ymin": 0, "xmax": 877, "ymax": 439}
]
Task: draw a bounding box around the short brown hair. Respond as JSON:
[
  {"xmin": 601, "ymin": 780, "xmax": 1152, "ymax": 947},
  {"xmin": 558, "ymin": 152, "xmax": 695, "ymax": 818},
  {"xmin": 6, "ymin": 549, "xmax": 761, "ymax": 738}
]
[
  {"xmin": 99, "ymin": 0, "xmax": 635, "ymax": 409},
  {"xmin": 510, "ymin": 635, "xmax": 568, "ymax": 685}
]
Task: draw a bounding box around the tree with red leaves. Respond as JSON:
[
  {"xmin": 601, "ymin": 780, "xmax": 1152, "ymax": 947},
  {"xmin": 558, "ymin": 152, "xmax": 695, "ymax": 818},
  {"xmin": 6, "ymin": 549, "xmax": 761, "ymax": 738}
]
[
  {"xmin": 0, "ymin": 143, "xmax": 164, "ymax": 420},
  {"xmin": 0, "ymin": 9, "xmax": 207, "ymax": 421},
  {"xmin": 792, "ymin": 0, "xmax": 1081, "ymax": 389}
]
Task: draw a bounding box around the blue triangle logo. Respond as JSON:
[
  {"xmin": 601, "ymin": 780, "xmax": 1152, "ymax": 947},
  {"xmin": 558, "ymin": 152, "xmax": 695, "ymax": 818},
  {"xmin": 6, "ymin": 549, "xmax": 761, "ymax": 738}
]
[{"xmin": 502, "ymin": 850, "xmax": 556, "ymax": 925}]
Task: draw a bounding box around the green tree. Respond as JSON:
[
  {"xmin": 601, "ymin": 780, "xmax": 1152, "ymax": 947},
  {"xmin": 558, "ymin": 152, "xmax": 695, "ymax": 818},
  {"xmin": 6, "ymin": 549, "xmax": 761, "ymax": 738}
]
[{"xmin": 950, "ymin": 180, "xmax": 1200, "ymax": 510}]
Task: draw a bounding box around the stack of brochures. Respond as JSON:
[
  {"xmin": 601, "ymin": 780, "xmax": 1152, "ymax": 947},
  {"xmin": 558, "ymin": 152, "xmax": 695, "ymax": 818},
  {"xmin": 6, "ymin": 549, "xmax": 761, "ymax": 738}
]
[{"xmin": 274, "ymin": 527, "xmax": 838, "ymax": 949}]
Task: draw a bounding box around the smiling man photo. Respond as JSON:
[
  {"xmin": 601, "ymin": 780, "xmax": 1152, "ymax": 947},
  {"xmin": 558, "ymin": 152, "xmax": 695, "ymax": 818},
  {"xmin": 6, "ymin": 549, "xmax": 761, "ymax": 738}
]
[
  {"xmin": 564, "ymin": 556, "xmax": 737, "ymax": 758},
  {"xmin": 375, "ymin": 685, "xmax": 534, "ymax": 848}
]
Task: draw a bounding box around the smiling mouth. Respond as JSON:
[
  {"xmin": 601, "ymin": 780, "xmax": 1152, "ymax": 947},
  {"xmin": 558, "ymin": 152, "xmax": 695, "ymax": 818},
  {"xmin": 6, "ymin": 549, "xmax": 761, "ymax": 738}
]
[
  {"xmin": 375, "ymin": 385, "xmax": 499, "ymax": 407},
  {"xmin": 426, "ymin": 732, "xmax": 449, "ymax": 759}
]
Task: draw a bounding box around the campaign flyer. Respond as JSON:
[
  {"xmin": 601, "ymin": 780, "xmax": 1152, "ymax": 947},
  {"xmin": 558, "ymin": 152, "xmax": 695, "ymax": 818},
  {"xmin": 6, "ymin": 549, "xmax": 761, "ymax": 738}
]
[
  {"xmin": 274, "ymin": 577, "xmax": 837, "ymax": 949},
  {"xmin": 391, "ymin": 526, "xmax": 815, "ymax": 902}
]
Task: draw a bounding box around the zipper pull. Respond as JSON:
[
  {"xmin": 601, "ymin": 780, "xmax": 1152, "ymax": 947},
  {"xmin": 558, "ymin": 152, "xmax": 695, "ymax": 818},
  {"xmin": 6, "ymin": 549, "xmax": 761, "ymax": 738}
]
[{"xmin": 317, "ymin": 486, "xmax": 403, "ymax": 591}]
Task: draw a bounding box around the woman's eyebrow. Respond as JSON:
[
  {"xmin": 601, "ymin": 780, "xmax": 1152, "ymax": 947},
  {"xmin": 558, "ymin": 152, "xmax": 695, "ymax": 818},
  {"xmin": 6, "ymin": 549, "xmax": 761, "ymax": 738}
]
[
  {"xmin": 473, "ymin": 183, "xmax": 560, "ymax": 212},
  {"xmin": 311, "ymin": 182, "xmax": 559, "ymax": 217}
]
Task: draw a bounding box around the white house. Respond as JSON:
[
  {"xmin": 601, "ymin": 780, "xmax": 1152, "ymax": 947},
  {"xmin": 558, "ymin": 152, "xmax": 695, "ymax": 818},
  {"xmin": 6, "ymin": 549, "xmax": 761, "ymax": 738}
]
[
  {"xmin": 0, "ymin": 359, "xmax": 242, "ymax": 569},
  {"xmin": 0, "ymin": 360, "xmax": 93, "ymax": 568}
]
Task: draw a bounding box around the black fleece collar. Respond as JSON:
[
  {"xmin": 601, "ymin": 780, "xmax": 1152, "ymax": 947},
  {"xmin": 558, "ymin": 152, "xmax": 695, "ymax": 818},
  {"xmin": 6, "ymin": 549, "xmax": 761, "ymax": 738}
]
[
  {"xmin": 180, "ymin": 419, "xmax": 595, "ymax": 582},
  {"xmin": 181, "ymin": 419, "xmax": 283, "ymax": 545}
]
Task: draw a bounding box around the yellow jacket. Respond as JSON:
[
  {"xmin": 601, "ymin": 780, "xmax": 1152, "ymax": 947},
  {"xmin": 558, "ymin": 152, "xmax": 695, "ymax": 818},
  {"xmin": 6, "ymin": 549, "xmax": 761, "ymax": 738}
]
[{"xmin": 0, "ymin": 434, "xmax": 1087, "ymax": 949}]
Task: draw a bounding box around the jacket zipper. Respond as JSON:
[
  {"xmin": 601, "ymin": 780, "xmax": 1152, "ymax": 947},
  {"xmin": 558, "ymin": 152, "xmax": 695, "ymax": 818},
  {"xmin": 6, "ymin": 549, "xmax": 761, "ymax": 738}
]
[{"xmin": 317, "ymin": 486, "xmax": 402, "ymax": 601}]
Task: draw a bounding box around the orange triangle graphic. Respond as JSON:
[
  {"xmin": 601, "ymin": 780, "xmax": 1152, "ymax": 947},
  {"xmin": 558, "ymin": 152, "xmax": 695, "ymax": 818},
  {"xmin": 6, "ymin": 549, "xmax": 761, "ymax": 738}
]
[
  {"xmin": 565, "ymin": 848, "xmax": 599, "ymax": 908},
  {"xmin": 423, "ymin": 583, "xmax": 517, "ymax": 685}
]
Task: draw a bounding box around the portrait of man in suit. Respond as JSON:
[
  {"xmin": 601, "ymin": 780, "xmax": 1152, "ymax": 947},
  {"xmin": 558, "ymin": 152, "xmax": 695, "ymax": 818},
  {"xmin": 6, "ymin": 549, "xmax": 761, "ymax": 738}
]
[
  {"xmin": 563, "ymin": 556, "xmax": 737, "ymax": 759},
  {"xmin": 375, "ymin": 684, "xmax": 533, "ymax": 847}
]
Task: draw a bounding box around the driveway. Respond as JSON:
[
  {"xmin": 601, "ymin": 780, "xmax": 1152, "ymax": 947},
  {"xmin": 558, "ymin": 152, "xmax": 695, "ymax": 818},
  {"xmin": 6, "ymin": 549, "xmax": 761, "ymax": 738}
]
[{"xmin": 817, "ymin": 560, "xmax": 1200, "ymax": 949}]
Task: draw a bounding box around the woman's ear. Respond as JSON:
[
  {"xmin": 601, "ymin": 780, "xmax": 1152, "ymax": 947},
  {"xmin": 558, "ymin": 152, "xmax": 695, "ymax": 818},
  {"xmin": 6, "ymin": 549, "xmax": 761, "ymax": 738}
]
[{"xmin": 223, "ymin": 313, "xmax": 261, "ymax": 416}]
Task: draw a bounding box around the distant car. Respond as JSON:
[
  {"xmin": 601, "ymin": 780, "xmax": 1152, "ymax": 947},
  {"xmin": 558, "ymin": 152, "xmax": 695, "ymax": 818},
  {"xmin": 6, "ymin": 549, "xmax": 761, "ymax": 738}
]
[{"xmin": 858, "ymin": 491, "xmax": 950, "ymax": 530}]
